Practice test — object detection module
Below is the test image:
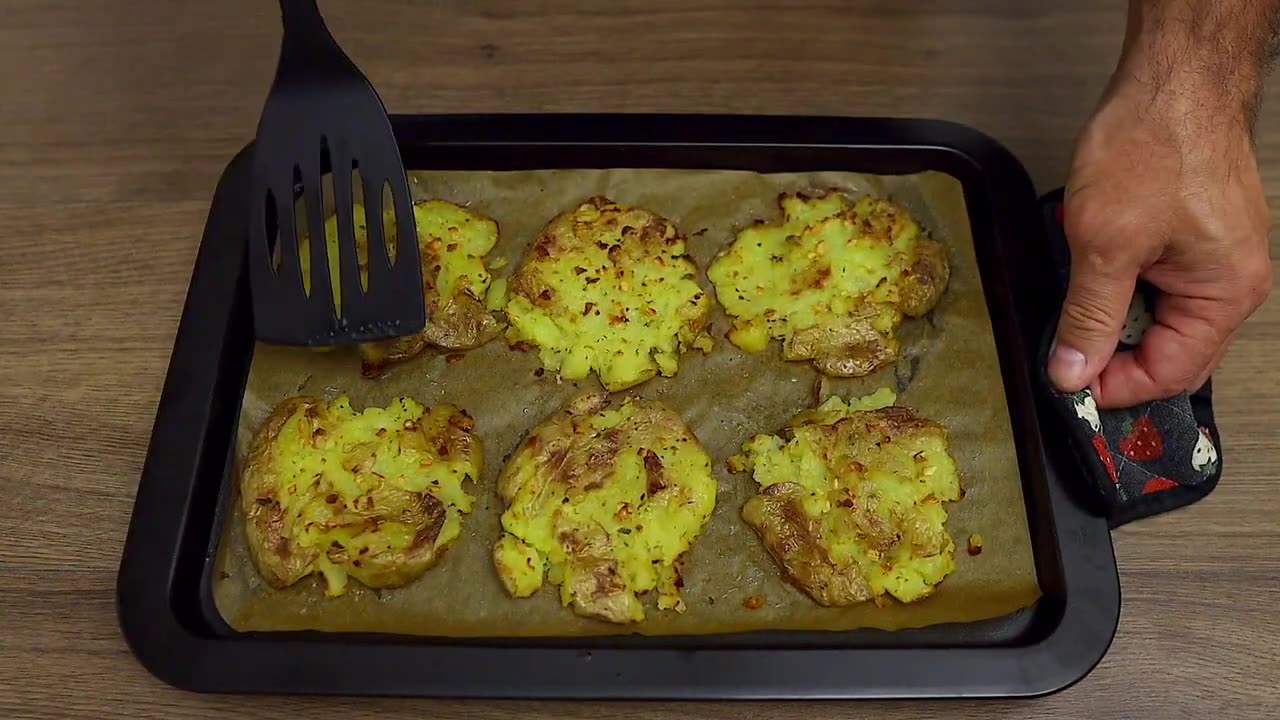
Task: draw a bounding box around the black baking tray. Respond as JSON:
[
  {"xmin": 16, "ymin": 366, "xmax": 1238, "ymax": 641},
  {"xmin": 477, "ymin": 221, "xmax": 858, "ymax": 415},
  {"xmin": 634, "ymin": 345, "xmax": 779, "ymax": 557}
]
[{"xmin": 116, "ymin": 113, "xmax": 1120, "ymax": 699}]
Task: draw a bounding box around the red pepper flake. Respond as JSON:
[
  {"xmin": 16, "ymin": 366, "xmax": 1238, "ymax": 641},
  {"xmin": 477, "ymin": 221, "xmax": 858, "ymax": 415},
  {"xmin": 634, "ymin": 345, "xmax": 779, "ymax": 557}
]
[
  {"xmin": 743, "ymin": 595, "xmax": 765, "ymax": 610},
  {"xmin": 446, "ymin": 353, "xmax": 465, "ymax": 364}
]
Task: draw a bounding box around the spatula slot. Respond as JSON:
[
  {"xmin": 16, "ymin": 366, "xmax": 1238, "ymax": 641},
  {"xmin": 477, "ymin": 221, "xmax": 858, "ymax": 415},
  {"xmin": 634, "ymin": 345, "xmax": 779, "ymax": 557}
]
[
  {"xmin": 264, "ymin": 188, "xmax": 282, "ymax": 274},
  {"xmin": 381, "ymin": 179, "xmax": 399, "ymax": 266},
  {"xmin": 350, "ymin": 166, "xmax": 370, "ymax": 292},
  {"xmin": 292, "ymin": 164, "xmax": 314, "ymax": 299}
]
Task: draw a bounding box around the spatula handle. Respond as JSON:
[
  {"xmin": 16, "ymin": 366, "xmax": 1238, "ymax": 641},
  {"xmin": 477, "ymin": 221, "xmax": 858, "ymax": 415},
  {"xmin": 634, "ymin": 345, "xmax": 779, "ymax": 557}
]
[
  {"xmin": 278, "ymin": 0, "xmax": 339, "ymax": 54},
  {"xmin": 280, "ymin": 0, "xmax": 322, "ymax": 24},
  {"xmin": 275, "ymin": 0, "xmax": 357, "ymax": 82}
]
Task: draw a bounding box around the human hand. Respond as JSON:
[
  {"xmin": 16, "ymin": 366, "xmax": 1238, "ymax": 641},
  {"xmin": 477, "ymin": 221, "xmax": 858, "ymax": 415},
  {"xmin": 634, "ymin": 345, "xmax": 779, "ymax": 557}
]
[{"xmin": 1048, "ymin": 21, "xmax": 1273, "ymax": 409}]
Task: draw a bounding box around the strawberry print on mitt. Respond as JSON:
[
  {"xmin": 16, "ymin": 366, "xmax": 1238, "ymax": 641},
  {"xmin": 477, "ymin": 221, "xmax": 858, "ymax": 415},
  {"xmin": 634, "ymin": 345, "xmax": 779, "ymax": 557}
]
[
  {"xmin": 1119, "ymin": 415, "xmax": 1164, "ymax": 462},
  {"xmin": 1142, "ymin": 477, "xmax": 1178, "ymax": 495},
  {"xmin": 1192, "ymin": 426, "xmax": 1220, "ymax": 476},
  {"xmin": 1092, "ymin": 434, "xmax": 1117, "ymax": 484}
]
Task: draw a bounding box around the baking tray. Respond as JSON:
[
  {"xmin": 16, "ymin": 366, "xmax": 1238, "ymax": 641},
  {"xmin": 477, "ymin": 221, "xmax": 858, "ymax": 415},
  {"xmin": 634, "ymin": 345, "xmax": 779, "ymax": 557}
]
[{"xmin": 116, "ymin": 113, "xmax": 1120, "ymax": 699}]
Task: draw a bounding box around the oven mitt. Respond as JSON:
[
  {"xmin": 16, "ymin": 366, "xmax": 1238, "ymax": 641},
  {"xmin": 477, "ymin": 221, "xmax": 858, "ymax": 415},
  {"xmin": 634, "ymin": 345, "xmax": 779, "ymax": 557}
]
[{"xmin": 1038, "ymin": 188, "xmax": 1223, "ymax": 528}]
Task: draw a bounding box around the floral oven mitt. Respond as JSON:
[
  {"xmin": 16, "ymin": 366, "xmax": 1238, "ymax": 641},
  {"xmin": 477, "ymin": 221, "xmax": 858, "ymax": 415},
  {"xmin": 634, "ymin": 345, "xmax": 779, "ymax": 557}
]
[{"xmin": 1040, "ymin": 189, "xmax": 1224, "ymax": 528}]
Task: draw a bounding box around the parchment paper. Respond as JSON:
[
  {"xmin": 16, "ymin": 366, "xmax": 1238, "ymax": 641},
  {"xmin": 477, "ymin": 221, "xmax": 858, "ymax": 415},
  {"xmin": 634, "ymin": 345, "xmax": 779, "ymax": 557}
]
[{"xmin": 212, "ymin": 168, "xmax": 1042, "ymax": 637}]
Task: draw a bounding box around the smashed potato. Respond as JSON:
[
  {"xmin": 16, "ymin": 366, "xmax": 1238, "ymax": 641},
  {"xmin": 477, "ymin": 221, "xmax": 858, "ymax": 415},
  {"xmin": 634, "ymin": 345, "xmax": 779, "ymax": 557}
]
[
  {"xmin": 503, "ymin": 196, "xmax": 714, "ymax": 391},
  {"xmin": 730, "ymin": 388, "xmax": 962, "ymax": 606},
  {"xmin": 303, "ymin": 199, "xmax": 503, "ymax": 376},
  {"xmin": 239, "ymin": 395, "xmax": 481, "ymax": 597},
  {"xmin": 493, "ymin": 392, "xmax": 717, "ymax": 624},
  {"xmin": 708, "ymin": 191, "xmax": 949, "ymax": 377}
]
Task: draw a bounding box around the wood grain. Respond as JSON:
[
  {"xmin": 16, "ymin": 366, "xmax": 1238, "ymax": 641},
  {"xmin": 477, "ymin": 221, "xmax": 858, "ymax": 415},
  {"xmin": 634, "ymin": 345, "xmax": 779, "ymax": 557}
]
[{"xmin": 1, "ymin": 1, "xmax": 1277, "ymax": 717}]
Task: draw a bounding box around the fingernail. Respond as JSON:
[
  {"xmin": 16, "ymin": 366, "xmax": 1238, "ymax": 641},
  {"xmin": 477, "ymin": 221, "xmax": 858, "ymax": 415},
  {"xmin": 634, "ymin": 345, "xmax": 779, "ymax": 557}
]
[{"xmin": 1048, "ymin": 342, "xmax": 1088, "ymax": 389}]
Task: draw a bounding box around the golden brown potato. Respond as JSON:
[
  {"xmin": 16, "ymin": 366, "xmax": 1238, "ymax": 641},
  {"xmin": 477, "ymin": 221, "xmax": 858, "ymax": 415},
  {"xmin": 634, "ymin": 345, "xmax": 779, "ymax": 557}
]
[
  {"xmin": 503, "ymin": 196, "xmax": 714, "ymax": 391},
  {"xmin": 731, "ymin": 389, "xmax": 963, "ymax": 606},
  {"xmin": 239, "ymin": 394, "xmax": 481, "ymax": 597},
  {"xmin": 708, "ymin": 191, "xmax": 950, "ymax": 377},
  {"xmin": 492, "ymin": 392, "xmax": 717, "ymax": 624}
]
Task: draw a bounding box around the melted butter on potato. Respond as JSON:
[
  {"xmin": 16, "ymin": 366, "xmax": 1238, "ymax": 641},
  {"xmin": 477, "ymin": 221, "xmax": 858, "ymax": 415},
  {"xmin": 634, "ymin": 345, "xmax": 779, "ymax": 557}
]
[
  {"xmin": 239, "ymin": 395, "xmax": 481, "ymax": 597},
  {"xmin": 300, "ymin": 199, "xmax": 504, "ymax": 376},
  {"xmin": 503, "ymin": 196, "xmax": 714, "ymax": 392},
  {"xmin": 732, "ymin": 389, "xmax": 963, "ymax": 606},
  {"xmin": 708, "ymin": 191, "xmax": 949, "ymax": 377},
  {"xmin": 493, "ymin": 392, "xmax": 717, "ymax": 624}
]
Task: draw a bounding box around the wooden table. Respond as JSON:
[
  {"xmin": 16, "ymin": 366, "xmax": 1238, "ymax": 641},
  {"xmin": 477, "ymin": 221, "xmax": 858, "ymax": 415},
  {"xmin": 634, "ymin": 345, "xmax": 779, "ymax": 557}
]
[{"xmin": 3, "ymin": 1, "xmax": 1277, "ymax": 717}]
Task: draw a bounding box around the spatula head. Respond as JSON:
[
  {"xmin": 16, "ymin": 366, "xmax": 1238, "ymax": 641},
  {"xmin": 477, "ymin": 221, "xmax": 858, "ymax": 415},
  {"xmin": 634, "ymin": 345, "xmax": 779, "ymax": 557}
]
[{"xmin": 247, "ymin": 1, "xmax": 425, "ymax": 347}]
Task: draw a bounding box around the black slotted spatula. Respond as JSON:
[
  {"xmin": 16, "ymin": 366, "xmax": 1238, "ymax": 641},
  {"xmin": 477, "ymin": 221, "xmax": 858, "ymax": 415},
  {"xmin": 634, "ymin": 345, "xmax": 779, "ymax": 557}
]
[{"xmin": 248, "ymin": 0, "xmax": 424, "ymax": 346}]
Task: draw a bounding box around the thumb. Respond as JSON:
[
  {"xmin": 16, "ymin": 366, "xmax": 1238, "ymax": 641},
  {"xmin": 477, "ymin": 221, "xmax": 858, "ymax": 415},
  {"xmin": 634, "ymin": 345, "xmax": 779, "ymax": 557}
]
[{"xmin": 1049, "ymin": 253, "xmax": 1137, "ymax": 393}]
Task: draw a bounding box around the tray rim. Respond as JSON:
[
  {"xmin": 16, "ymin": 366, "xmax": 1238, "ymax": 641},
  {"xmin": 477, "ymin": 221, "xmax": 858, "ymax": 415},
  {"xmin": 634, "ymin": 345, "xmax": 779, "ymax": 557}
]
[{"xmin": 116, "ymin": 112, "xmax": 1119, "ymax": 700}]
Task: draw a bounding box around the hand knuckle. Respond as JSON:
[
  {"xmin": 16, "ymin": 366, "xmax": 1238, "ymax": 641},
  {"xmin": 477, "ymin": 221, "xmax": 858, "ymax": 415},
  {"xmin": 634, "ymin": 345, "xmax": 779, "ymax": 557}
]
[
  {"xmin": 1063, "ymin": 199, "xmax": 1114, "ymax": 251},
  {"xmin": 1246, "ymin": 263, "xmax": 1274, "ymax": 308},
  {"xmin": 1225, "ymin": 260, "xmax": 1274, "ymax": 315},
  {"xmin": 1064, "ymin": 203, "xmax": 1145, "ymax": 269},
  {"xmin": 1062, "ymin": 295, "xmax": 1119, "ymax": 338}
]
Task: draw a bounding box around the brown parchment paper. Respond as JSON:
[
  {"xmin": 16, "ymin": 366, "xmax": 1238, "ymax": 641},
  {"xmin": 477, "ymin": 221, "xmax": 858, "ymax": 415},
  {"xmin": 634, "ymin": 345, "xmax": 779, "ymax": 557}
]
[{"xmin": 212, "ymin": 168, "xmax": 1042, "ymax": 637}]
